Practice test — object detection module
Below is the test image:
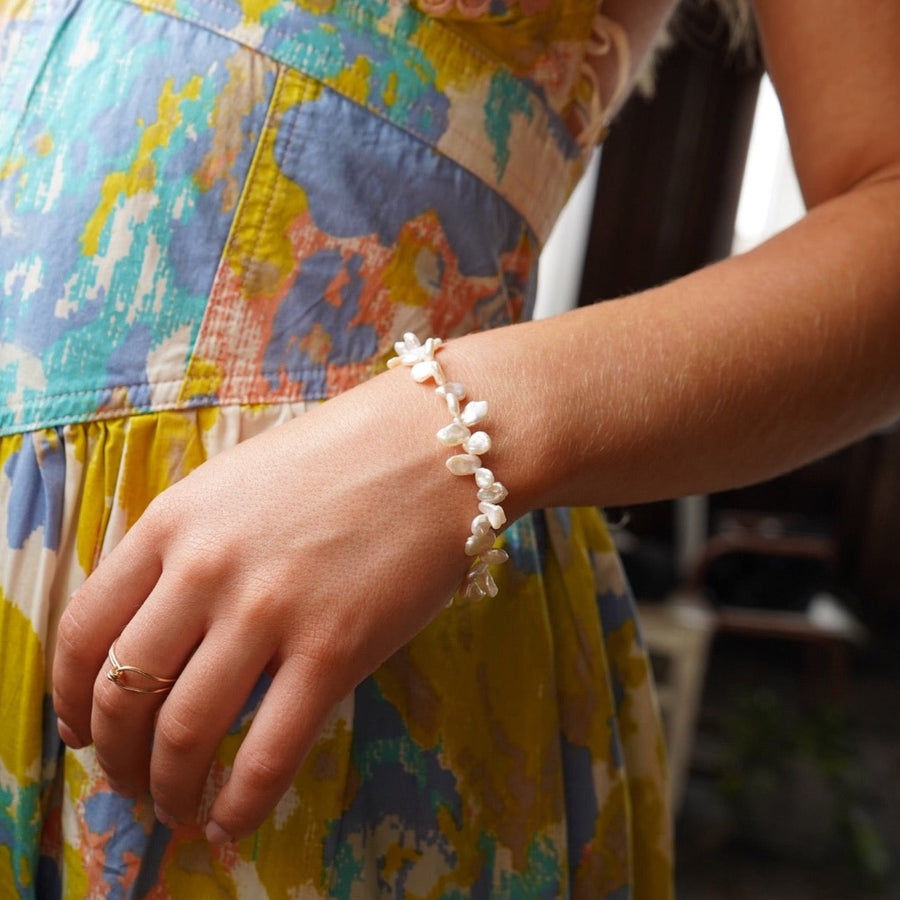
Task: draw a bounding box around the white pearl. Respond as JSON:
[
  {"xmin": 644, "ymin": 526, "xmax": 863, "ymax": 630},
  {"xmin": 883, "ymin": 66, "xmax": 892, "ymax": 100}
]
[
  {"xmin": 446, "ymin": 454, "xmax": 481, "ymax": 475},
  {"xmin": 463, "ymin": 431, "xmax": 491, "ymax": 455},
  {"xmin": 465, "ymin": 579, "xmax": 486, "ymax": 600},
  {"xmin": 477, "ymin": 481, "xmax": 508, "ymax": 504},
  {"xmin": 483, "ymin": 548, "xmax": 509, "ymax": 565},
  {"xmin": 474, "ymin": 468, "xmax": 495, "ymax": 488},
  {"xmin": 460, "ymin": 400, "xmax": 488, "ymax": 426},
  {"xmin": 394, "ymin": 334, "xmax": 417, "ymax": 356},
  {"xmin": 436, "ymin": 422, "xmax": 470, "ymax": 446},
  {"xmin": 471, "ymin": 514, "xmax": 491, "ymax": 536},
  {"xmin": 411, "ymin": 360, "xmax": 442, "ymax": 383},
  {"xmin": 471, "ymin": 570, "xmax": 499, "ymax": 598},
  {"xmin": 478, "ymin": 501, "xmax": 506, "ymax": 529},
  {"xmin": 390, "ymin": 334, "xmax": 510, "ymax": 598},
  {"xmin": 465, "ymin": 528, "xmax": 496, "ymax": 556},
  {"xmin": 436, "ymin": 382, "xmax": 466, "ymax": 400}
]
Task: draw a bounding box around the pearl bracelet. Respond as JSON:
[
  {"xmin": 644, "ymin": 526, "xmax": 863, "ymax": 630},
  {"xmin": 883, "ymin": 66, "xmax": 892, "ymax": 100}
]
[{"xmin": 388, "ymin": 333, "xmax": 509, "ymax": 600}]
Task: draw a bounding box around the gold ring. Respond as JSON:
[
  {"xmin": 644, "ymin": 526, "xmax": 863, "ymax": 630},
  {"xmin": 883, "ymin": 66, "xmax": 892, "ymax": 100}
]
[{"xmin": 106, "ymin": 639, "xmax": 177, "ymax": 694}]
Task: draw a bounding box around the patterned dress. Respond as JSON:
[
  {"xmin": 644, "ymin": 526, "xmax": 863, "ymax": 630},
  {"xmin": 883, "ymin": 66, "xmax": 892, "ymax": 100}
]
[{"xmin": 0, "ymin": 0, "xmax": 672, "ymax": 895}]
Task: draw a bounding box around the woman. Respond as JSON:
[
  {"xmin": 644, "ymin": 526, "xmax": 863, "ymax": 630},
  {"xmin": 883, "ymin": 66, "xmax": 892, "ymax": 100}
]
[{"xmin": 2, "ymin": 0, "xmax": 899, "ymax": 896}]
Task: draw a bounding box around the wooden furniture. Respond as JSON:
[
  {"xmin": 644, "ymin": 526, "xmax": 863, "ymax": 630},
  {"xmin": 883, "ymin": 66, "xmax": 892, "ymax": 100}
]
[{"xmin": 637, "ymin": 598, "xmax": 715, "ymax": 814}]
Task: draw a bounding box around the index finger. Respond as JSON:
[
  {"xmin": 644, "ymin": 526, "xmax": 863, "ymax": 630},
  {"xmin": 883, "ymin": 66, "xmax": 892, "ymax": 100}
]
[{"xmin": 52, "ymin": 520, "xmax": 163, "ymax": 748}]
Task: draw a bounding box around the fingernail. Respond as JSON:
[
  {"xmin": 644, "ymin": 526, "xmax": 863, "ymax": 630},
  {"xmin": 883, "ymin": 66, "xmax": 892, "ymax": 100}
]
[
  {"xmin": 154, "ymin": 805, "xmax": 178, "ymax": 830},
  {"xmin": 205, "ymin": 821, "xmax": 233, "ymax": 845},
  {"xmin": 57, "ymin": 719, "xmax": 86, "ymax": 749}
]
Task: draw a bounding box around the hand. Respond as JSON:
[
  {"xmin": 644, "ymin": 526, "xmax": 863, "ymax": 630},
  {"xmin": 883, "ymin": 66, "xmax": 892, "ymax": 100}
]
[{"xmin": 52, "ymin": 369, "xmax": 475, "ymax": 843}]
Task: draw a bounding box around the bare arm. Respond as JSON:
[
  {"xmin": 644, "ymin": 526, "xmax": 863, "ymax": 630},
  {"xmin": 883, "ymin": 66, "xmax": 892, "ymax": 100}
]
[{"xmin": 441, "ymin": 0, "xmax": 900, "ymax": 518}]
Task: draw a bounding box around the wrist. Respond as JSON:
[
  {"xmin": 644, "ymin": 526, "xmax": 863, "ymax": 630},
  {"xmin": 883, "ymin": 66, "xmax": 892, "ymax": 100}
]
[
  {"xmin": 387, "ymin": 335, "xmax": 511, "ymax": 599},
  {"xmin": 431, "ymin": 324, "xmax": 567, "ymax": 521}
]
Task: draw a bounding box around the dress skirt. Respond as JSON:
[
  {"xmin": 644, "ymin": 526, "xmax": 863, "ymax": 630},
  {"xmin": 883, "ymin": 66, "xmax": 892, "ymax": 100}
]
[{"xmin": 0, "ymin": 0, "xmax": 673, "ymax": 895}]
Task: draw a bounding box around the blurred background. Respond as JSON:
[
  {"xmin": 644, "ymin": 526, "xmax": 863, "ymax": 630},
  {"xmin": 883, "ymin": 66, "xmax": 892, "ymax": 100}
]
[{"xmin": 536, "ymin": 2, "xmax": 900, "ymax": 896}]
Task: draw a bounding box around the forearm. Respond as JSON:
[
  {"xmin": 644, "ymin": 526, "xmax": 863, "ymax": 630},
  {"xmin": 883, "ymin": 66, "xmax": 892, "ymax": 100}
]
[{"xmin": 439, "ymin": 171, "xmax": 900, "ymax": 517}]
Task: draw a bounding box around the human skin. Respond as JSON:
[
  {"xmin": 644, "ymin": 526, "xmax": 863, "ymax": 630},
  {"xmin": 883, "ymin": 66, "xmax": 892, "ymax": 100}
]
[{"xmin": 53, "ymin": 0, "xmax": 900, "ymax": 844}]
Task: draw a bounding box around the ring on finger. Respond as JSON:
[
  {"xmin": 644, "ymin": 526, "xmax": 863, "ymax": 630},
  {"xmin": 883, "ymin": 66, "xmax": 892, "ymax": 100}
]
[{"xmin": 106, "ymin": 639, "xmax": 177, "ymax": 694}]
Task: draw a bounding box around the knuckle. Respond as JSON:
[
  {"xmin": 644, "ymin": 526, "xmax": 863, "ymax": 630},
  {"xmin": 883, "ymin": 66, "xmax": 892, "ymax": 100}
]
[
  {"xmin": 305, "ymin": 637, "xmax": 340, "ymax": 674},
  {"xmin": 143, "ymin": 488, "xmax": 177, "ymax": 526},
  {"xmin": 295, "ymin": 614, "xmax": 345, "ymax": 669},
  {"xmin": 296, "ymin": 629, "xmax": 357, "ymax": 697},
  {"xmin": 92, "ymin": 680, "xmax": 133, "ymax": 723},
  {"xmin": 155, "ymin": 707, "xmax": 204, "ymax": 757},
  {"xmin": 169, "ymin": 551, "xmax": 225, "ymax": 593},
  {"xmin": 229, "ymin": 594, "xmax": 284, "ymax": 639},
  {"xmin": 55, "ymin": 600, "xmax": 96, "ymax": 665},
  {"xmin": 237, "ymin": 744, "xmax": 290, "ymax": 798},
  {"xmin": 138, "ymin": 490, "xmax": 182, "ymax": 547}
]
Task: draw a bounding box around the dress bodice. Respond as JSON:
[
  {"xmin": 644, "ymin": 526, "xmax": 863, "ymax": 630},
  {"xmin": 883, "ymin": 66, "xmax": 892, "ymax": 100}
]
[{"xmin": 0, "ymin": 0, "xmax": 623, "ymax": 434}]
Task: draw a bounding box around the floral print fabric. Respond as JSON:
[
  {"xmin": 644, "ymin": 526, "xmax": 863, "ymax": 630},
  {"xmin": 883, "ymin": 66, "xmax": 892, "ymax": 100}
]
[{"xmin": 0, "ymin": 0, "xmax": 673, "ymax": 896}]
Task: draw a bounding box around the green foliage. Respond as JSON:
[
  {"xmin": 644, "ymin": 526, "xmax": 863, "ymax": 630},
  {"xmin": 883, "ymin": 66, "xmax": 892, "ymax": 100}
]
[{"xmin": 717, "ymin": 689, "xmax": 892, "ymax": 888}]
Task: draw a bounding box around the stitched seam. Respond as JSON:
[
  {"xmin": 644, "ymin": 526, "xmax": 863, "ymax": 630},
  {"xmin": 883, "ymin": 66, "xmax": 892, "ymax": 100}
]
[
  {"xmin": 115, "ymin": 0, "xmax": 581, "ymax": 239},
  {"xmin": 178, "ymin": 56, "xmax": 284, "ymax": 401},
  {"xmin": 0, "ymin": 395, "xmax": 318, "ymax": 437},
  {"xmin": 246, "ymin": 69, "xmax": 291, "ymax": 281},
  {"xmin": 181, "ymin": 64, "xmax": 289, "ymax": 395},
  {"xmin": 0, "ymin": 376, "xmax": 333, "ymax": 434},
  {"xmin": 2, "ymin": 369, "xmax": 331, "ymax": 406}
]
